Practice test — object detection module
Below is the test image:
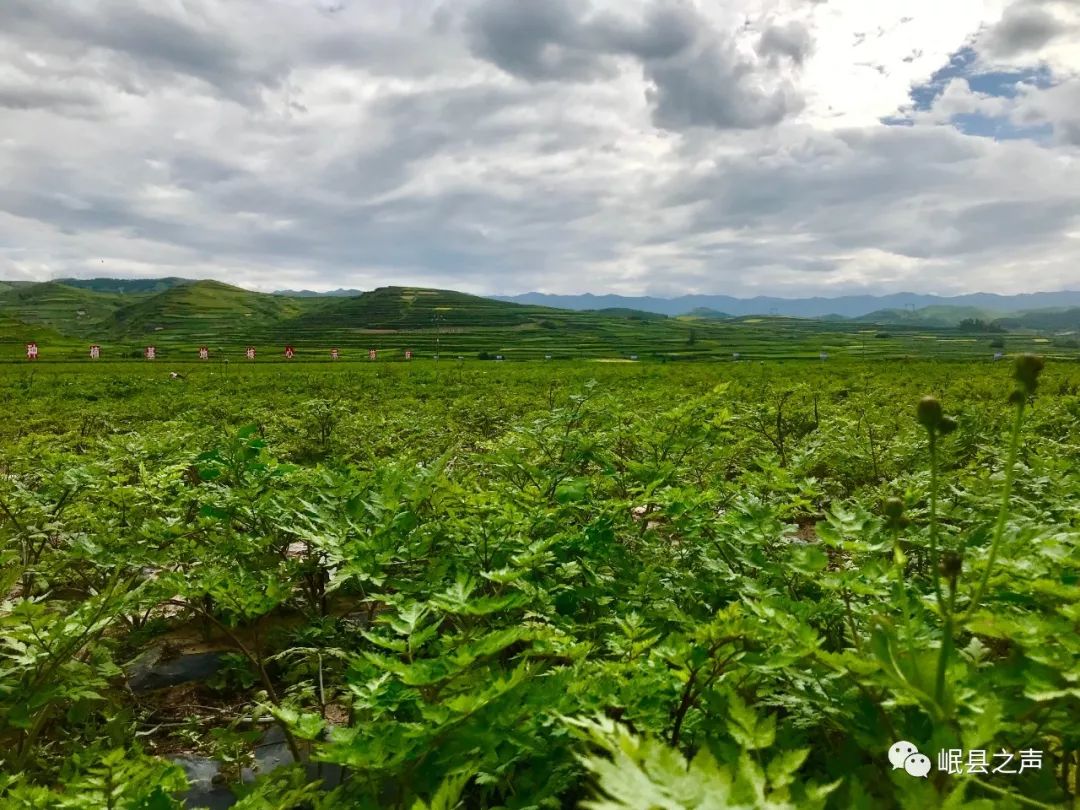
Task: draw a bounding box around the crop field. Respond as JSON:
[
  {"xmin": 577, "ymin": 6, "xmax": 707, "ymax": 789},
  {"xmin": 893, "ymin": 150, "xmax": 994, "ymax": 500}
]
[
  {"xmin": 4, "ymin": 282, "xmax": 1078, "ymax": 365},
  {"xmin": 2, "ymin": 356, "xmax": 1079, "ymax": 808}
]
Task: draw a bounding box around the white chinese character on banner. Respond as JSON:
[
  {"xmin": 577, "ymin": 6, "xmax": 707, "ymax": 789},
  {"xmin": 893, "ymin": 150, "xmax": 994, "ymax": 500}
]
[
  {"xmin": 1018, "ymin": 750, "xmax": 1043, "ymax": 772},
  {"xmin": 966, "ymin": 749, "xmax": 989, "ymax": 774},
  {"xmin": 938, "ymin": 749, "xmax": 964, "ymax": 775},
  {"xmin": 992, "ymin": 750, "xmax": 1018, "ymax": 774}
]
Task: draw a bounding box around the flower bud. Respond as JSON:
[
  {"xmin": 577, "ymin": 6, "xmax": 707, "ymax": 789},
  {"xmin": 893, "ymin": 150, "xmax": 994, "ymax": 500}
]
[
  {"xmin": 917, "ymin": 396, "xmax": 943, "ymax": 430},
  {"xmin": 940, "ymin": 550, "xmax": 962, "ymax": 579},
  {"xmin": 883, "ymin": 497, "xmax": 904, "ymax": 519},
  {"xmin": 1012, "ymin": 354, "xmax": 1045, "ymax": 396}
]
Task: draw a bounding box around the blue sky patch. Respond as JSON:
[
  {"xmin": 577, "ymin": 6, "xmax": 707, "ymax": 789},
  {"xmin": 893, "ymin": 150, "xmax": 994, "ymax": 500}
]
[
  {"xmin": 950, "ymin": 113, "xmax": 1052, "ymax": 142},
  {"xmin": 909, "ymin": 47, "xmax": 978, "ymax": 110},
  {"xmin": 884, "ymin": 45, "xmax": 1056, "ymax": 141}
]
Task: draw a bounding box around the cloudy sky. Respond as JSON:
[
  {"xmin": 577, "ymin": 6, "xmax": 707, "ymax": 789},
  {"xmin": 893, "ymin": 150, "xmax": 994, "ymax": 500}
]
[{"xmin": 1, "ymin": 0, "xmax": 1078, "ymax": 297}]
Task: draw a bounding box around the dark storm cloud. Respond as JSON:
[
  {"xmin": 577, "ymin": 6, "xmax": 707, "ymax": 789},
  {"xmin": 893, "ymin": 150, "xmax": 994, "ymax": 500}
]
[
  {"xmin": 644, "ymin": 43, "xmax": 801, "ymax": 130},
  {"xmin": 465, "ymin": 0, "xmax": 612, "ymax": 81},
  {"xmin": 464, "ymin": 0, "xmax": 805, "ymax": 131},
  {"xmin": 588, "ymin": 2, "xmax": 699, "ymax": 60}
]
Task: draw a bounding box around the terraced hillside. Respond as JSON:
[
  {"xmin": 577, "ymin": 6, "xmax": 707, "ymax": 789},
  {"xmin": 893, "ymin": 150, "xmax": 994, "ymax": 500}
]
[
  {"xmin": 276, "ymin": 286, "xmax": 702, "ymax": 358},
  {"xmin": 1, "ymin": 278, "xmax": 1079, "ymax": 363},
  {"xmin": 0, "ymin": 313, "xmax": 65, "ymax": 344},
  {"xmin": 108, "ymin": 280, "xmax": 326, "ymax": 341},
  {"xmin": 57, "ymin": 277, "xmax": 193, "ymax": 295},
  {"xmin": 284, "ymin": 286, "xmax": 558, "ymax": 330},
  {"xmin": 0, "ymin": 282, "xmax": 131, "ymax": 335}
]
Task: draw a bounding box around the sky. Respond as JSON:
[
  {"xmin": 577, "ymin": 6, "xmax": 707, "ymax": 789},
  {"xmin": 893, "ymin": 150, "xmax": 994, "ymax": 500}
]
[{"xmin": 0, "ymin": 0, "xmax": 1078, "ymax": 297}]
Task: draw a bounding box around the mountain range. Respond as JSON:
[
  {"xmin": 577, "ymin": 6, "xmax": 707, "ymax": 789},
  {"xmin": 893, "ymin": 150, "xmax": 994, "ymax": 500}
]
[
  {"xmin": 38, "ymin": 278, "xmax": 1080, "ymax": 319},
  {"xmin": 1, "ymin": 279, "xmax": 1079, "ymax": 348},
  {"xmin": 494, "ymin": 291, "xmax": 1080, "ymax": 319}
]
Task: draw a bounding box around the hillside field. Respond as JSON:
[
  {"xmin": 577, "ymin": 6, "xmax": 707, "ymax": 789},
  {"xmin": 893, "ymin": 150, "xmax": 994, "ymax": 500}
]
[
  {"xmin": 1, "ymin": 356, "xmax": 1078, "ymax": 808},
  {"xmin": 3, "ymin": 281, "xmax": 1080, "ymax": 364}
]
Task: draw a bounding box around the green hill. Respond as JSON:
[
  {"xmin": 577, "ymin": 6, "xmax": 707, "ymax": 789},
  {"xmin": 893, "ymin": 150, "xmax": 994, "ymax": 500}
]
[
  {"xmin": 994, "ymin": 308, "xmax": 1080, "ymax": 332},
  {"xmin": 2, "ymin": 279, "xmax": 1077, "ymax": 363},
  {"xmin": 285, "ymin": 286, "xmax": 560, "ymax": 331},
  {"xmin": 0, "ymin": 282, "xmax": 132, "ymax": 335},
  {"xmin": 270, "ymin": 286, "xmax": 739, "ymax": 358},
  {"xmin": 57, "ymin": 277, "xmax": 192, "ymax": 295},
  {"xmin": 854, "ymin": 305, "xmax": 1003, "ymax": 327},
  {"xmin": 586, "ymin": 307, "xmax": 668, "ymax": 321},
  {"xmin": 107, "ymin": 280, "xmax": 325, "ymax": 340},
  {"xmin": 684, "ymin": 307, "xmax": 732, "ymax": 319}
]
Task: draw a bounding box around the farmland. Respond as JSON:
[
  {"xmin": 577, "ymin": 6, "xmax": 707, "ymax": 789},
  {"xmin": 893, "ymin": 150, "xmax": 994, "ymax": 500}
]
[
  {"xmin": 3, "ymin": 281, "xmax": 1080, "ymax": 364},
  {"xmin": 1, "ymin": 354, "xmax": 1078, "ymax": 809}
]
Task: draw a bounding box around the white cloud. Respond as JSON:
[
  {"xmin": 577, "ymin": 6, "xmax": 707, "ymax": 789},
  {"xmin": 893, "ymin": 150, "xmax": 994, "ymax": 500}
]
[{"xmin": 0, "ymin": 0, "xmax": 1077, "ymax": 296}]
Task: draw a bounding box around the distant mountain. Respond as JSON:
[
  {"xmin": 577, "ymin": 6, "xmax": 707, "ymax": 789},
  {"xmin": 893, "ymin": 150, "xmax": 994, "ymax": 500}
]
[
  {"xmin": 55, "ymin": 277, "xmax": 193, "ymax": 294},
  {"xmin": 10, "ymin": 278, "xmax": 1080, "ymax": 317},
  {"xmin": 496, "ymin": 291, "xmax": 1080, "ymax": 318},
  {"xmin": 274, "ymin": 288, "xmax": 366, "ymax": 297}
]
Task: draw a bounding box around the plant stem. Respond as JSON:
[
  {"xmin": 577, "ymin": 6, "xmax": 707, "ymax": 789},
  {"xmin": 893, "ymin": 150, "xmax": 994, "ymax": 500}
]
[
  {"xmin": 842, "ymin": 588, "xmax": 862, "ymax": 653},
  {"xmin": 934, "ymin": 574, "xmax": 957, "ymax": 706},
  {"xmin": 965, "ymin": 400, "xmax": 1026, "ymax": 619},
  {"xmin": 927, "ymin": 429, "xmax": 955, "ymax": 707},
  {"xmin": 168, "ymin": 600, "xmax": 304, "ymax": 763},
  {"xmin": 927, "ymin": 434, "xmax": 944, "ymax": 609},
  {"xmin": 966, "ymin": 776, "xmax": 1059, "ymax": 809}
]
